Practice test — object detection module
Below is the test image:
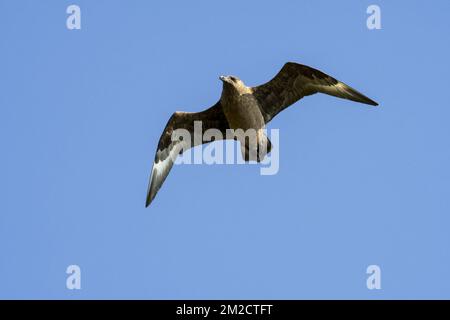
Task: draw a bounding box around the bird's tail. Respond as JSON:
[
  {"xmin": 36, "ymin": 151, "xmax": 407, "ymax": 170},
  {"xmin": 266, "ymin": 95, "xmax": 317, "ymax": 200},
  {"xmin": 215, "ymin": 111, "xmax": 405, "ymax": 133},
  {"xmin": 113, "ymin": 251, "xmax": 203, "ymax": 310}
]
[{"xmin": 242, "ymin": 132, "xmax": 272, "ymax": 162}]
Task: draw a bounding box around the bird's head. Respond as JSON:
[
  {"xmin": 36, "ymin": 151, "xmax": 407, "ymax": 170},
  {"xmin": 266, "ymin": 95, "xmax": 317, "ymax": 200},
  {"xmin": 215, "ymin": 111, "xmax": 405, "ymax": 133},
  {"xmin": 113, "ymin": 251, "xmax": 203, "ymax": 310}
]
[{"xmin": 219, "ymin": 75, "xmax": 247, "ymax": 92}]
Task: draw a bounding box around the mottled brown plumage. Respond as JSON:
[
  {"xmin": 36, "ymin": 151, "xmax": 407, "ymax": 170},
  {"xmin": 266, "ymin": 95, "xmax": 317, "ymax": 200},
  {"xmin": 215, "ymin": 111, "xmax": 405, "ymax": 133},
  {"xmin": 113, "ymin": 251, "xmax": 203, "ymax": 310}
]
[{"xmin": 146, "ymin": 62, "xmax": 378, "ymax": 207}]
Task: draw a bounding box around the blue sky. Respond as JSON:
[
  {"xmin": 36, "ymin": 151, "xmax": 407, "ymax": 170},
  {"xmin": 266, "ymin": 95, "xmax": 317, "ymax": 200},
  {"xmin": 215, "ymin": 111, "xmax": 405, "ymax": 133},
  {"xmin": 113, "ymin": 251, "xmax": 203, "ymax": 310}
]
[{"xmin": 1, "ymin": 0, "xmax": 450, "ymax": 299}]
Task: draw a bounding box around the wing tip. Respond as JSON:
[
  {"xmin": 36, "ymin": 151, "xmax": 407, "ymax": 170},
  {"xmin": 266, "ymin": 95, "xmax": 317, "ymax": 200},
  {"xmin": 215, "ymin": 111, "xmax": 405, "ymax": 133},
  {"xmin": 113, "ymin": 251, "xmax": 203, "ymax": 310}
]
[
  {"xmin": 145, "ymin": 188, "xmax": 156, "ymax": 208},
  {"xmin": 344, "ymin": 84, "xmax": 379, "ymax": 107},
  {"xmin": 145, "ymin": 192, "xmax": 152, "ymax": 208},
  {"xmin": 145, "ymin": 195, "xmax": 152, "ymax": 208},
  {"xmin": 365, "ymin": 98, "xmax": 379, "ymax": 107},
  {"xmin": 145, "ymin": 166, "xmax": 156, "ymax": 208}
]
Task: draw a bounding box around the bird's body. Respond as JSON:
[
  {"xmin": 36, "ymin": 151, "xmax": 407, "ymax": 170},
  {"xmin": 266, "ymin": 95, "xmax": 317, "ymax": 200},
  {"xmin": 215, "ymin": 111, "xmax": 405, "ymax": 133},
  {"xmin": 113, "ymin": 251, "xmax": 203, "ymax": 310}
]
[
  {"xmin": 220, "ymin": 77, "xmax": 269, "ymax": 162},
  {"xmin": 222, "ymin": 92, "xmax": 264, "ymax": 131},
  {"xmin": 146, "ymin": 62, "xmax": 378, "ymax": 207},
  {"xmin": 220, "ymin": 76, "xmax": 264, "ymax": 131}
]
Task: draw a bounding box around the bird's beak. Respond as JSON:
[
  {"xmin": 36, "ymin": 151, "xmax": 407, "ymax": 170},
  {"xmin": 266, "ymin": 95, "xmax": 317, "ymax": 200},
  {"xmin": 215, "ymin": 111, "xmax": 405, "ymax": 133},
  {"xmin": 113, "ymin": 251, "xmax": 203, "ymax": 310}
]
[{"xmin": 219, "ymin": 75, "xmax": 226, "ymax": 82}]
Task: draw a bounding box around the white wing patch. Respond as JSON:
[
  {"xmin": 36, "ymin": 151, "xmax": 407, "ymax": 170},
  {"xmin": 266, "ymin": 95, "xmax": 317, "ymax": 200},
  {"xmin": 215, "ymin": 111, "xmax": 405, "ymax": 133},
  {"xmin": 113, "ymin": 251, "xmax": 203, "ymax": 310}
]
[{"xmin": 146, "ymin": 141, "xmax": 188, "ymax": 206}]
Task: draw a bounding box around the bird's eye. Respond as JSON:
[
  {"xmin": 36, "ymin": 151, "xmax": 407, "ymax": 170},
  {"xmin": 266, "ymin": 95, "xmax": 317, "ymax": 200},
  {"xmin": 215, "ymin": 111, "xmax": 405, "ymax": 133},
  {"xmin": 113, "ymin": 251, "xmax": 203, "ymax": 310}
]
[{"xmin": 229, "ymin": 76, "xmax": 236, "ymax": 82}]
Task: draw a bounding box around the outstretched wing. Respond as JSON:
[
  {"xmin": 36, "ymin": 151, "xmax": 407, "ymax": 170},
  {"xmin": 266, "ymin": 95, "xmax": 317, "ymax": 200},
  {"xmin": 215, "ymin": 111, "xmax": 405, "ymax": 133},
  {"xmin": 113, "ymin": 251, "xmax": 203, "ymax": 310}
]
[
  {"xmin": 252, "ymin": 62, "xmax": 378, "ymax": 123},
  {"xmin": 146, "ymin": 102, "xmax": 229, "ymax": 207}
]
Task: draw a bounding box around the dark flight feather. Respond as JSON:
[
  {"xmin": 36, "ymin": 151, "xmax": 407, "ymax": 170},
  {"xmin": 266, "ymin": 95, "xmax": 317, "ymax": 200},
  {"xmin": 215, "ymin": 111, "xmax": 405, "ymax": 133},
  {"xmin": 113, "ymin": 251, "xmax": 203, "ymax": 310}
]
[
  {"xmin": 146, "ymin": 102, "xmax": 229, "ymax": 207},
  {"xmin": 252, "ymin": 62, "xmax": 378, "ymax": 123}
]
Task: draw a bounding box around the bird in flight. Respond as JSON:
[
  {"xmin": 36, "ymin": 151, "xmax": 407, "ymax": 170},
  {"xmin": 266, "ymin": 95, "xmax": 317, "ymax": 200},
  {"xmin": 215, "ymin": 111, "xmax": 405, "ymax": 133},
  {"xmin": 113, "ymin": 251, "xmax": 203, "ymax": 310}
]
[{"xmin": 146, "ymin": 62, "xmax": 378, "ymax": 207}]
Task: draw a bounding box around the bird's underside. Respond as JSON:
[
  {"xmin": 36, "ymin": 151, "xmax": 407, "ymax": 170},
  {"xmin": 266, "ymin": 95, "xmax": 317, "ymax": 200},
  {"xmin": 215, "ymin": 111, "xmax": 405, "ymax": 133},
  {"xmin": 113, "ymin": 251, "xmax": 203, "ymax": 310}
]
[{"xmin": 146, "ymin": 62, "xmax": 378, "ymax": 207}]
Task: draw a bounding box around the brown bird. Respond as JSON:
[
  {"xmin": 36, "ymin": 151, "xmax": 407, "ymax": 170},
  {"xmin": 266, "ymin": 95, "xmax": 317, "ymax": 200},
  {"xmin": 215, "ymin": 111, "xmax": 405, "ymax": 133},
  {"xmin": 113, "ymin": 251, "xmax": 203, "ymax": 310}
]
[{"xmin": 146, "ymin": 62, "xmax": 378, "ymax": 207}]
